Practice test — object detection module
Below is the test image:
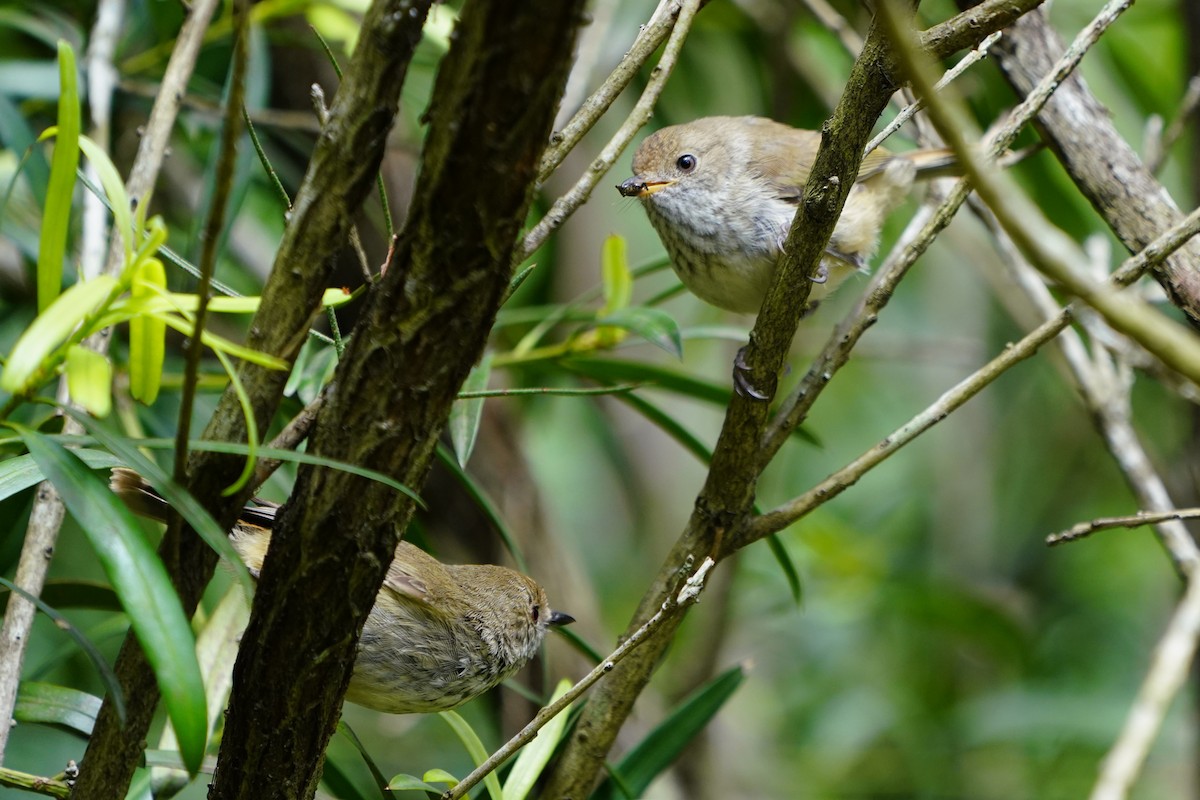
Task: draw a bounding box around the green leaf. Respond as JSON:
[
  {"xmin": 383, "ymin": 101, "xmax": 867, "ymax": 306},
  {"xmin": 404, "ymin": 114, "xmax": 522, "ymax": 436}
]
[
  {"xmin": 435, "ymin": 444, "xmax": 525, "ymax": 572},
  {"xmin": 76, "ymin": 134, "xmax": 133, "ymax": 266},
  {"xmin": 0, "ymin": 274, "xmax": 118, "ymax": 394},
  {"xmin": 599, "ymin": 234, "xmax": 631, "ymax": 317},
  {"xmin": 19, "ymin": 428, "xmax": 208, "ymax": 775},
  {"xmin": 449, "ymin": 353, "xmax": 491, "ymax": 467},
  {"xmin": 591, "ymin": 665, "xmax": 746, "ymax": 800},
  {"xmin": 62, "ymin": 409, "xmax": 255, "ymax": 593},
  {"xmin": 0, "ymin": 576, "xmax": 124, "ymax": 724},
  {"xmin": 129, "ymin": 257, "xmax": 167, "ymax": 404},
  {"xmin": 422, "ymin": 769, "xmax": 459, "ymax": 786},
  {"xmin": 561, "ymin": 357, "xmax": 730, "ymax": 406},
  {"xmin": 503, "ymin": 679, "xmax": 574, "ymax": 800},
  {"xmin": 439, "ymin": 710, "xmax": 503, "ymax": 800},
  {"xmin": 592, "ymin": 307, "xmax": 683, "ymax": 359},
  {"xmin": 14, "ymin": 681, "xmax": 101, "ymax": 737},
  {"xmin": 37, "ymin": 41, "xmax": 80, "ymax": 311},
  {"xmin": 0, "ymin": 449, "xmax": 122, "ymax": 503},
  {"xmin": 336, "ymin": 720, "xmax": 399, "ymax": 799},
  {"xmin": 65, "ymin": 344, "xmax": 112, "ymax": 417},
  {"xmin": 387, "ymin": 774, "xmax": 442, "ymax": 792}
]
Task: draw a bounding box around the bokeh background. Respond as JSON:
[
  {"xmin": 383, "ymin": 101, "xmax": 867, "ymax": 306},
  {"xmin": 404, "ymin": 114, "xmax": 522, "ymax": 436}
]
[{"xmin": 1, "ymin": 0, "xmax": 1198, "ymax": 797}]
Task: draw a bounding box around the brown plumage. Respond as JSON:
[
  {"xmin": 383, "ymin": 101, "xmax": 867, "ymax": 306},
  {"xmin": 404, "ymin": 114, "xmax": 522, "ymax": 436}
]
[
  {"xmin": 618, "ymin": 116, "xmax": 955, "ymax": 313},
  {"xmin": 109, "ymin": 468, "xmax": 572, "ymax": 714}
]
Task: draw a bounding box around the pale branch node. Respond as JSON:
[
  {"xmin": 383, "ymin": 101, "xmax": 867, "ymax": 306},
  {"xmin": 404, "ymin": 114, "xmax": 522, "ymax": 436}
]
[
  {"xmin": 1047, "ymin": 510, "xmax": 1200, "ymax": 546},
  {"xmin": 442, "ymin": 556, "xmax": 716, "ymax": 800},
  {"xmin": 518, "ymin": 0, "xmax": 702, "ymax": 261},
  {"xmin": 1144, "ymin": 74, "xmax": 1200, "ymax": 175}
]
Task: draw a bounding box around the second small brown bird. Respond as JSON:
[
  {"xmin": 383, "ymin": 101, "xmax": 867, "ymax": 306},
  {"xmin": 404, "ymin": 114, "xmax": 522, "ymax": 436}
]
[
  {"xmin": 110, "ymin": 468, "xmax": 573, "ymax": 714},
  {"xmin": 618, "ymin": 115, "xmax": 955, "ymax": 314}
]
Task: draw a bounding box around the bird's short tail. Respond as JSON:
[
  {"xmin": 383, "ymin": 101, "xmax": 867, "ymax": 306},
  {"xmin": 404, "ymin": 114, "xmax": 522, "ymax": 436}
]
[{"xmin": 110, "ymin": 467, "xmax": 171, "ymax": 523}]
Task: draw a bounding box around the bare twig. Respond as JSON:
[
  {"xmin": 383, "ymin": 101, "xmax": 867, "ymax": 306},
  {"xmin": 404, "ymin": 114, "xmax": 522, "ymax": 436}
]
[
  {"xmin": 799, "ymin": 0, "xmax": 863, "ymax": 55},
  {"xmin": 538, "ymin": 0, "xmax": 682, "ymax": 184},
  {"xmin": 865, "ymin": 30, "xmax": 1002, "ymax": 154},
  {"xmin": 519, "ymin": 0, "xmax": 702, "ymax": 260},
  {"xmin": 443, "ymin": 557, "xmax": 716, "ymax": 800},
  {"xmin": 80, "ymin": 0, "xmax": 124, "ymax": 281},
  {"xmin": 1089, "ymin": 568, "xmax": 1200, "ymax": 800},
  {"xmin": 966, "ymin": 196, "xmax": 1200, "ymax": 573},
  {"xmin": 746, "ymin": 202, "xmax": 1200, "ymax": 547},
  {"xmin": 1048, "ymin": 509, "xmax": 1200, "ymax": 546},
  {"xmin": 882, "ymin": 1, "xmax": 1200, "ymax": 386}
]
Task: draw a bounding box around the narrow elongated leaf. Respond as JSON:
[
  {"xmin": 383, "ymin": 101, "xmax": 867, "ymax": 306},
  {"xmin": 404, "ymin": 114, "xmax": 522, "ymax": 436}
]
[
  {"xmin": 334, "ymin": 720, "xmax": 398, "ymax": 800},
  {"xmin": 387, "ymin": 775, "xmax": 442, "ymax": 793},
  {"xmin": 599, "ymin": 234, "xmax": 631, "ymax": 316},
  {"xmin": 0, "ymin": 576, "xmax": 124, "ymax": 724},
  {"xmin": 592, "ymin": 307, "xmax": 682, "ymax": 358},
  {"xmin": 0, "ymin": 449, "xmax": 122, "ymax": 503},
  {"xmin": 19, "ymin": 429, "xmax": 208, "ymax": 774},
  {"xmin": 62, "ymin": 408, "xmax": 254, "ymax": 593},
  {"xmin": 435, "ymin": 444, "xmax": 524, "ymax": 571},
  {"xmin": 14, "ymin": 682, "xmax": 101, "ymax": 736},
  {"xmin": 0, "ymin": 274, "xmax": 117, "ymax": 394},
  {"xmin": 75, "ymin": 135, "xmax": 133, "ymax": 265},
  {"xmin": 65, "ymin": 344, "xmax": 112, "ymax": 417},
  {"xmin": 440, "ymin": 710, "xmax": 503, "ymax": 800},
  {"xmin": 449, "ymin": 353, "xmax": 491, "ymax": 467},
  {"xmin": 129, "ymin": 257, "xmax": 167, "ymax": 404},
  {"xmin": 37, "ymin": 41, "xmax": 80, "ymax": 311},
  {"xmin": 591, "ymin": 665, "xmax": 746, "ymax": 800},
  {"xmin": 503, "ymin": 679, "xmax": 574, "ymax": 800}
]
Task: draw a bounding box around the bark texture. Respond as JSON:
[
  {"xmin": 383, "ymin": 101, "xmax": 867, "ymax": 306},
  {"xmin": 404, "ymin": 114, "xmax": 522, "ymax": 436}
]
[{"xmin": 206, "ymin": 0, "xmax": 585, "ymax": 797}]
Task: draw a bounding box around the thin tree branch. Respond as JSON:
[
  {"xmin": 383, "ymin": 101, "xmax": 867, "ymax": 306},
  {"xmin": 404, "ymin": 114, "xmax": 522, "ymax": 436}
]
[
  {"xmin": 519, "ymin": 0, "xmax": 702, "ymax": 260},
  {"xmin": 1089, "ymin": 567, "xmax": 1200, "ymax": 800},
  {"xmin": 882, "ymin": 1, "xmax": 1200, "ymax": 386},
  {"xmin": 1048, "ymin": 509, "xmax": 1200, "ymax": 546},
  {"xmin": 444, "ymin": 557, "xmax": 716, "ymax": 800},
  {"xmin": 539, "ymin": 0, "xmax": 681, "ymax": 183},
  {"xmin": 744, "ymin": 203, "xmax": 1200, "ymax": 547}
]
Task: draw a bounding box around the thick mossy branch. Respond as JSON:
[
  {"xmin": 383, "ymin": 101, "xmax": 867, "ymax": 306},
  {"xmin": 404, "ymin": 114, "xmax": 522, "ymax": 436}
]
[
  {"xmin": 70, "ymin": 3, "xmax": 432, "ymax": 799},
  {"xmin": 206, "ymin": 2, "xmax": 585, "ymax": 799}
]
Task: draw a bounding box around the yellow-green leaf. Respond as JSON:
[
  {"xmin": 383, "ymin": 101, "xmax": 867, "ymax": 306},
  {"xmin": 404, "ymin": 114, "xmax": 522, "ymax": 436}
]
[
  {"xmin": 76, "ymin": 135, "xmax": 133, "ymax": 265},
  {"xmin": 37, "ymin": 41, "xmax": 81, "ymax": 311},
  {"xmin": 129, "ymin": 257, "xmax": 166, "ymax": 404},
  {"xmin": 1, "ymin": 274, "xmax": 118, "ymax": 394},
  {"xmin": 65, "ymin": 345, "xmax": 112, "ymax": 417},
  {"xmin": 599, "ymin": 234, "xmax": 631, "ymax": 317}
]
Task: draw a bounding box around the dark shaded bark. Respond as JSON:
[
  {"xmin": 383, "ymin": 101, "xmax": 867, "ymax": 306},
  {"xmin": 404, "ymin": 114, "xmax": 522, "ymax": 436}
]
[
  {"xmin": 70, "ymin": 2, "xmax": 432, "ymax": 797},
  {"xmin": 206, "ymin": 0, "xmax": 585, "ymax": 797}
]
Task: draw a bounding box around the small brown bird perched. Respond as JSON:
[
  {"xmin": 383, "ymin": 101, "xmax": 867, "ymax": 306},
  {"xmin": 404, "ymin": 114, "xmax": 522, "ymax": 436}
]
[
  {"xmin": 110, "ymin": 468, "xmax": 573, "ymax": 714},
  {"xmin": 618, "ymin": 115, "xmax": 956, "ymax": 314}
]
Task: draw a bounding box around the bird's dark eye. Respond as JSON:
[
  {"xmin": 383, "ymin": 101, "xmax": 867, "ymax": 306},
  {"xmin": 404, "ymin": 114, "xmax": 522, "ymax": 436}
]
[
  {"xmin": 531, "ymin": 603, "xmax": 540, "ymax": 623},
  {"xmin": 676, "ymin": 154, "xmax": 697, "ymax": 172}
]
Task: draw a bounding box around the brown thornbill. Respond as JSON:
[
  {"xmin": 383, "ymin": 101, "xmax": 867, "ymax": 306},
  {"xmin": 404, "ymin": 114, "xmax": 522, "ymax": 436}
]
[
  {"xmin": 110, "ymin": 468, "xmax": 573, "ymax": 714},
  {"xmin": 618, "ymin": 115, "xmax": 956, "ymax": 314}
]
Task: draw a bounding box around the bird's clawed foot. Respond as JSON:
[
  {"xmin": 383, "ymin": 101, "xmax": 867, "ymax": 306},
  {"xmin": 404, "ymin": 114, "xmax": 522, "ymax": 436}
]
[{"xmin": 733, "ymin": 346, "xmax": 771, "ymax": 401}]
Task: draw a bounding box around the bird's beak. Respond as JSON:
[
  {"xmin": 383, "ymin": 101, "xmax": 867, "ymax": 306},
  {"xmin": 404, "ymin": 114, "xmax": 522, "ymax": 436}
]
[
  {"xmin": 617, "ymin": 177, "xmax": 673, "ymax": 198},
  {"xmin": 548, "ymin": 610, "xmax": 575, "ymax": 627}
]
